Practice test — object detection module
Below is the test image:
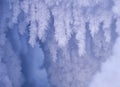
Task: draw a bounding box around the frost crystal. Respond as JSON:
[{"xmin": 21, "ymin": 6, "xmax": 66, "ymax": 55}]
[{"xmin": 0, "ymin": 0, "xmax": 120, "ymax": 87}]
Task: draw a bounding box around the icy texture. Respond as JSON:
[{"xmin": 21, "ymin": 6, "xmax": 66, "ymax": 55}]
[{"xmin": 0, "ymin": 0, "xmax": 120, "ymax": 87}]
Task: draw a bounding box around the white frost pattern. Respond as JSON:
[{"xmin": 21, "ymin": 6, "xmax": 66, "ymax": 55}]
[
  {"xmin": 9, "ymin": 0, "xmax": 118, "ymax": 49},
  {"xmin": 0, "ymin": 0, "xmax": 120, "ymax": 87}
]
